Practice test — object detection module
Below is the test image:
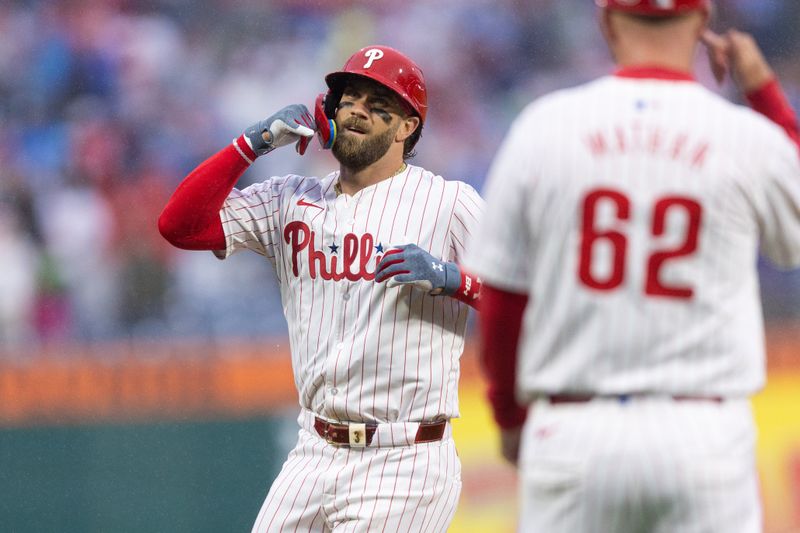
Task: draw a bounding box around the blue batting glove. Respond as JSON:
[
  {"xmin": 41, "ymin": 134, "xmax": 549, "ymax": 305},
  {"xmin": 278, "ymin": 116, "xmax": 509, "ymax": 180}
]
[
  {"xmin": 375, "ymin": 244, "xmax": 461, "ymax": 295},
  {"xmin": 243, "ymin": 104, "xmax": 316, "ymax": 156}
]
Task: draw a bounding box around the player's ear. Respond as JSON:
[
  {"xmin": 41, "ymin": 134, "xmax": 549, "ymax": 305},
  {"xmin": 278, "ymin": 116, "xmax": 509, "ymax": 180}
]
[
  {"xmin": 599, "ymin": 9, "xmax": 623, "ymax": 63},
  {"xmin": 694, "ymin": 8, "xmax": 711, "ymax": 39},
  {"xmin": 395, "ymin": 115, "xmax": 420, "ymax": 143},
  {"xmin": 599, "ymin": 9, "xmax": 617, "ymax": 44}
]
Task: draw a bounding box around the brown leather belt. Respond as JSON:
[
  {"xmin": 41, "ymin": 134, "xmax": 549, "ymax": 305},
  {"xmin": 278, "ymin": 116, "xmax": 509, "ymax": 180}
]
[
  {"xmin": 313, "ymin": 417, "xmax": 447, "ymax": 447},
  {"xmin": 547, "ymin": 394, "xmax": 723, "ymax": 405}
]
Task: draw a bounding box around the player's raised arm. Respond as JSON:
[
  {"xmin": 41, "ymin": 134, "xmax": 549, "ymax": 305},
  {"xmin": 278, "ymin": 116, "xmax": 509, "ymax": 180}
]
[
  {"xmin": 157, "ymin": 105, "xmax": 315, "ymax": 251},
  {"xmin": 702, "ymin": 28, "xmax": 800, "ymax": 149}
]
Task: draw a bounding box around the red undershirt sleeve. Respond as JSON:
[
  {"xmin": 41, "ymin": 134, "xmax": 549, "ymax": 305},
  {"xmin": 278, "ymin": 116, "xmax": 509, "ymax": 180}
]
[
  {"xmin": 478, "ymin": 283, "xmax": 530, "ymax": 429},
  {"xmin": 158, "ymin": 136, "xmax": 256, "ymax": 250},
  {"xmin": 746, "ymin": 78, "xmax": 800, "ymax": 152}
]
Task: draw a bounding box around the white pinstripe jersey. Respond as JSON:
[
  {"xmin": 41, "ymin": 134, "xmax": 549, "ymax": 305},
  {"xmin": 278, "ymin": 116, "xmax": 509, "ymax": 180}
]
[
  {"xmin": 467, "ymin": 75, "xmax": 800, "ymax": 398},
  {"xmin": 216, "ymin": 163, "xmax": 484, "ymax": 423}
]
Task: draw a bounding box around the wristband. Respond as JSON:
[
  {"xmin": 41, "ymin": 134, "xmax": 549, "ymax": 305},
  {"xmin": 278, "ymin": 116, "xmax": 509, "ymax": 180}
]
[
  {"xmin": 234, "ymin": 134, "xmax": 258, "ymax": 164},
  {"xmin": 453, "ymin": 271, "xmax": 481, "ymax": 305}
]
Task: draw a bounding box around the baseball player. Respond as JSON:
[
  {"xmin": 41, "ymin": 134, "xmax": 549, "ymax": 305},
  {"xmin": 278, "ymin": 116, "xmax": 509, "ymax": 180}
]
[
  {"xmin": 159, "ymin": 45, "xmax": 483, "ymax": 532},
  {"xmin": 465, "ymin": 1, "xmax": 800, "ymax": 532}
]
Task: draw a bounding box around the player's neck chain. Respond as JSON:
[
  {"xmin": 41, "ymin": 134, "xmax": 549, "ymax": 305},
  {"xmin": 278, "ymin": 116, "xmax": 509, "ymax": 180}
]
[
  {"xmin": 391, "ymin": 162, "xmax": 408, "ymax": 178},
  {"xmin": 335, "ymin": 163, "xmax": 408, "ymax": 196}
]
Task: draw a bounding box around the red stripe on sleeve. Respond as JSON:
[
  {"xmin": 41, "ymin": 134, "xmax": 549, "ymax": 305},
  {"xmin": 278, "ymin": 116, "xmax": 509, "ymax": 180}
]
[
  {"xmin": 746, "ymin": 78, "xmax": 800, "ymax": 152},
  {"xmin": 478, "ymin": 283, "xmax": 529, "ymax": 429},
  {"xmin": 158, "ymin": 136, "xmax": 253, "ymax": 250}
]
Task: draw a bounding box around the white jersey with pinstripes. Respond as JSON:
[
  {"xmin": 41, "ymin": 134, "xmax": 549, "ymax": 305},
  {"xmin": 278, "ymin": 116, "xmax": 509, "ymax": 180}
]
[
  {"xmin": 467, "ymin": 74, "xmax": 800, "ymax": 399},
  {"xmin": 216, "ymin": 162, "xmax": 483, "ymax": 424}
]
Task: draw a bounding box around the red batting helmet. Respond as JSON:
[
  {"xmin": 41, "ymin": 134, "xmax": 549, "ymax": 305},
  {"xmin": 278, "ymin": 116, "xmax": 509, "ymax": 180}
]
[
  {"xmin": 596, "ymin": 0, "xmax": 710, "ymax": 16},
  {"xmin": 325, "ymin": 45, "xmax": 428, "ymax": 122}
]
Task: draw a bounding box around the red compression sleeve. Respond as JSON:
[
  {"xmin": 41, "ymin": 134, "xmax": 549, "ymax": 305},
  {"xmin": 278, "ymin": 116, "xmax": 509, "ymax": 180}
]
[
  {"xmin": 158, "ymin": 136, "xmax": 256, "ymax": 250},
  {"xmin": 478, "ymin": 283, "xmax": 529, "ymax": 429},
  {"xmin": 746, "ymin": 78, "xmax": 800, "ymax": 151},
  {"xmin": 452, "ymin": 270, "xmax": 481, "ymax": 309}
]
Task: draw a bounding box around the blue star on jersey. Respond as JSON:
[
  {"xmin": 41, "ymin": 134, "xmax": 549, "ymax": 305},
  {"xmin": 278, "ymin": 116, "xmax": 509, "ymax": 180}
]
[
  {"xmin": 329, "ymin": 243, "xmax": 339, "ymax": 254},
  {"xmin": 375, "ymin": 243, "xmax": 384, "ymax": 253}
]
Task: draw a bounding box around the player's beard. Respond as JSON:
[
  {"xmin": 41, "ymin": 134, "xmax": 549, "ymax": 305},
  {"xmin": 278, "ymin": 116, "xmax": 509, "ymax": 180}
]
[{"xmin": 332, "ymin": 120, "xmax": 399, "ymax": 171}]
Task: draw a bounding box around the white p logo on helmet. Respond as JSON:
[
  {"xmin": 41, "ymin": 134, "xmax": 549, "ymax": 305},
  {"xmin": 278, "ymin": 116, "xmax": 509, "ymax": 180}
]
[{"xmin": 363, "ymin": 48, "xmax": 385, "ymax": 69}]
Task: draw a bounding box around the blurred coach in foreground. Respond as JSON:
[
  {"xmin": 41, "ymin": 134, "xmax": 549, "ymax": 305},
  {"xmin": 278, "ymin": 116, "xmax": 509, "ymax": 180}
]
[{"xmin": 466, "ymin": 1, "xmax": 800, "ymax": 532}]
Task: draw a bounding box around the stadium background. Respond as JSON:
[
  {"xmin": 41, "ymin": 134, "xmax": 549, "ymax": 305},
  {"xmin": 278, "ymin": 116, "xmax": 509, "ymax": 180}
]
[{"xmin": 0, "ymin": 0, "xmax": 797, "ymax": 531}]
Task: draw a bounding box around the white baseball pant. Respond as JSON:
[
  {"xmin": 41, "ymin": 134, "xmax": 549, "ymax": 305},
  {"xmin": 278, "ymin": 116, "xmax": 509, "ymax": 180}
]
[
  {"xmin": 516, "ymin": 396, "xmax": 760, "ymax": 533},
  {"xmin": 251, "ymin": 409, "xmax": 462, "ymax": 533}
]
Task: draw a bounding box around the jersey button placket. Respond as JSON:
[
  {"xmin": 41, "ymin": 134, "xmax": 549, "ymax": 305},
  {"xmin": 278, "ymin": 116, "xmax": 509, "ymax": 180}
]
[{"xmin": 326, "ymin": 339, "xmax": 346, "ymax": 412}]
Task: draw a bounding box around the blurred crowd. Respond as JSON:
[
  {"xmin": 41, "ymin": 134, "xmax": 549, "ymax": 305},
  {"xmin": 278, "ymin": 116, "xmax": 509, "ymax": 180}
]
[{"xmin": 1, "ymin": 0, "xmax": 799, "ymax": 346}]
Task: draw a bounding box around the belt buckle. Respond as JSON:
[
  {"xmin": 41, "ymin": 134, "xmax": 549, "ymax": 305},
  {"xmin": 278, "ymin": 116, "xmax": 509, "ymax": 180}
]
[
  {"xmin": 322, "ymin": 422, "xmax": 338, "ymax": 445},
  {"xmin": 323, "ymin": 426, "xmax": 333, "ymax": 444}
]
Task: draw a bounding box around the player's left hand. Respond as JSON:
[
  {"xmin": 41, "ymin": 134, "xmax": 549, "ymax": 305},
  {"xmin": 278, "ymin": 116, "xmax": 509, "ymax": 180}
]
[
  {"xmin": 243, "ymin": 104, "xmax": 316, "ymax": 157},
  {"xmin": 375, "ymin": 244, "xmax": 461, "ymax": 295}
]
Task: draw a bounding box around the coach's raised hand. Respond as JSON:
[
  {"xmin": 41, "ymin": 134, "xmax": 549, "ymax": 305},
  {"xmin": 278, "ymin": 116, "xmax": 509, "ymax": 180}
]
[
  {"xmin": 375, "ymin": 244, "xmax": 461, "ymax": 296},
  {"xmin": 702, "ymin": 29, "xmax": 774, "ymax": 92},
  {"xmin": 243, "ymin": 104, "xmax": 316, "ymax": 156}
]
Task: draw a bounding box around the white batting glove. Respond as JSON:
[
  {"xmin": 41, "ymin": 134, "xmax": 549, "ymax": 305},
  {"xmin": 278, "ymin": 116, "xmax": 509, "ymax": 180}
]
[{"xmin": 243, "ymin": 104, "xmax": 316, "ymax": 156}]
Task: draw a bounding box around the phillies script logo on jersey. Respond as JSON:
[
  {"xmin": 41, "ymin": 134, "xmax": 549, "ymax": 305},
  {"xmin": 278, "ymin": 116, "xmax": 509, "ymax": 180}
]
[{"xmin": 284, "ymin": 221, "xmax": 384, "ymax": 281}]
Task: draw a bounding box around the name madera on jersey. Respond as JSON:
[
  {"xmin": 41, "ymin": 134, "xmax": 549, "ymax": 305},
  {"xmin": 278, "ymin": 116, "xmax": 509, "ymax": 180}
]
[{"xmin": 585, "ymin": 120, "xmax": 710, "ymax": 168}]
